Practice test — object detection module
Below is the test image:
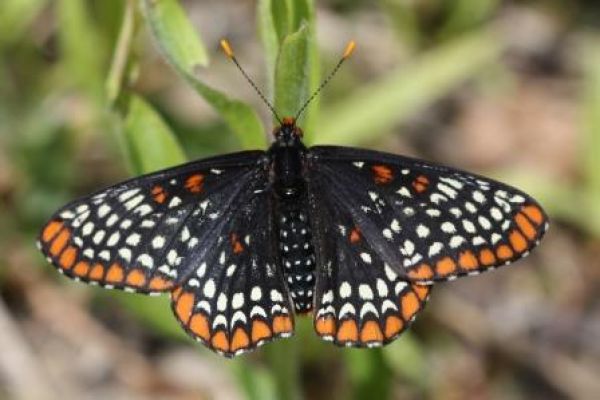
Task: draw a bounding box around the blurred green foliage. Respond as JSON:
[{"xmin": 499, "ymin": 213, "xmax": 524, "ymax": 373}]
[{"xmin": 2, "ymin": 0, "xmax": 600, "ymax": 399}]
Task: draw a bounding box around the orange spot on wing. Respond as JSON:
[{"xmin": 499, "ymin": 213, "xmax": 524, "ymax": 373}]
[
  {"xmin": 230, "ymin": 328, "xmax": 250, "ymax": 352},
  {"xmin": 49, "ymin": 229, "xmax": 70, "ymax": 257},
  {"xmin": 522, "ymin": 205, "xmax": 544, "ymax": 225},
  {"xmin": 336, "ymin": 320, "xmax": 358, "ymax": 342},
  {"xmin": 185, "ymin": 174, "xmax": 204, "ymax": 193},
  {"xmin": 190, "ymin": 313, "xmax": 210, "ymax": 341},
  {"xmin": 273, "ymin": 315, "xmax": 293, "ymax": 334},
  {"xmin": 479, "ymin": 248, "xmax": 496, "ymax": 266},
  {"xmin": 126, "ymin": 269, "xmax": 146, "ymax": 287},
  {"xmin": 230, "ymin": 233, "xmax": 244, "ymax": 255},
  {"xmin": 349, "ymin": 227, "xmax": 361, "ymax": 244},
  {"xmin": 89, "ymin": 263, "xmax": 104, "ymax": 280},
  {"xmin": 384, "ymin": 316, "xmax": 404, "ymax": 338},
  {"xmin": 251, "ymin": 320, "xmax": 272, "ymax": 343},
  {"xmin": 372, "ymin": 165, "xmax": 394, "ymax": 185},
  {"xmin": 509, "ymin": 229, "xmax": 528, "ymax": 253},
  {"xmin": 360, "ymin": 320, "xmax": 383, "ymax": 343},
  {"xmin": 436, "ymin": 257, "xmax": 457, "ymax": 276},
  {"xmin": 412, "ymin": 284, "xmax": 430, "ymax": 301},
  {"xmin": 72, "ymin": 261, "xmax": 90, "ymax": 277},
  {"xmin": 411, "ymin": 175, "xmax": 430, "ymax": 193},
  {"xmin": 315, "ymin": 316, "xmax": 336, "ymax": 336},
  {"xmin": 408, "ymin": 263, "xmax": 434, "ymax": 280},
  {"xmin": 401, "ymin": 292, "xmax": 420, "ymax": 321},
  {"xmin": 106, "ymin": 263, "xmax": 124, "ymax": 283},
  {"xmin": 149, "ymin": 276, "xmax": 173, "ymax": 290},
  {"xmin": 458, "ymin": 250, "xmax": 479, "ymax": 270},
  {"xmin": 515, "ymin": 212, "xmax": 537, "ymax": 240},
  {"xmin": 211, "ymin": 331, "xmax": 230, "ymax": 352},
  {"xmin": 42, "ymin": 220, "xmax": 64, "ymax": 242},
  {"xmin": 175, "ymin": 292, "xmax": 195, "ymax": 324},
  {"xmin": 496, "ymin": 244, "xmax": 514, "ymax": 260},
  {"xmin": 151, "ymin": 185, "xmax": 167, "ymax": 204},
  {"xmin": 58, "ymin": 246, "xmax": 77, "ymax": 270}
]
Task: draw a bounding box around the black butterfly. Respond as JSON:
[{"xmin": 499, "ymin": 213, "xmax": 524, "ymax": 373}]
[{"xmin": 38, "ymin": 41, "xmax": 548, "ymax": 357}]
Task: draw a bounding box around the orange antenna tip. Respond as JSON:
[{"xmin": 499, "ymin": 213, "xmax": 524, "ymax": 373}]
[
  {"xmin": 220, "ymin": 39, "xmax": 234, "ymax": 59},
  {"xmin": 342, "ymin": 40, "xmax": 356, "ymax": 59}
]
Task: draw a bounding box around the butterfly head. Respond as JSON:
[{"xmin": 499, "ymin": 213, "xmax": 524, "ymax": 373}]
[{"xmin": 274, "ymin": 117, "xmax": 304, "ymax": 145}]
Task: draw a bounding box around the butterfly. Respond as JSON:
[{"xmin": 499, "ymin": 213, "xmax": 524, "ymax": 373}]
[{"xmin": 37, "ymin": 41, "xmax": 548, "ymax": 357}]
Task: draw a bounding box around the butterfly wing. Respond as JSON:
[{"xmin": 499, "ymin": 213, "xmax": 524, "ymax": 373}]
[
  {"xmin": 306, "ymin": 145, "xmax": 547, "ymax": 347},
  {"xmin": 38, "ymin": 150, "xmax": 294, "ymax": 356},
  {"xmin": 307, "ymin": 145, "xmax": 548, "ymax": 283}
]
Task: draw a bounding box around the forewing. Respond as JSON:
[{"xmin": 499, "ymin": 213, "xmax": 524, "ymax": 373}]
[
  {"xmin": 308, "ymin": 146, "xmax": 549, "ymax": 283},
  {"xmin": 171, "ymin": 187, "xmax": 295, "ymax": 357},
  {"xmin": 38, "ymin": 151, "xmax": 268, "ymax": 294}
]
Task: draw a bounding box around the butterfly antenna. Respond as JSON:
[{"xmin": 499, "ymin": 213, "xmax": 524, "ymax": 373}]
[
  {"xmin": 294, "ymin": 40, "xmax": 356, "ymax": 122},
  {"xmin": 220, "ymin": 39, "xmax": 283, "ymax": 125}
]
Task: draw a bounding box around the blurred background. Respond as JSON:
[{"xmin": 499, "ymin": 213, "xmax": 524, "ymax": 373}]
[{"xmin": 1, "ymin": 0, "xmax": 599, "ymax": 399}]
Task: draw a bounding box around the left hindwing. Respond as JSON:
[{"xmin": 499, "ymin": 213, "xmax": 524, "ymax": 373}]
[{"xmin": 307, "ymin": 146, "xmax": 549, "ymax": 283}]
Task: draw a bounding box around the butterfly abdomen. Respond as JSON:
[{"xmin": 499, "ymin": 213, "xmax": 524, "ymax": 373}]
[{"xmin": 276, "ymin": 196, "xmax": 316, "ymax": 313}]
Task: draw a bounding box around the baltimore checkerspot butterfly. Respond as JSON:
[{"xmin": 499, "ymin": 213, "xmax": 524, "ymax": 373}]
[{"xmin": 38, "ymin": 40, "xmax": 548, "ymax": 357}]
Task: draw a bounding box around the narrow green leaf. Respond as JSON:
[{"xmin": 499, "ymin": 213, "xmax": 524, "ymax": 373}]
[
  {"xmin": 123, "ymin": 94, "xmax": 186, "ymax": 174},
  {"xmin": 106, "ymin": 0, "xmax": 136, "ymax": 105},
  {"xmin": 257, "ymin": 0, "xmax": 280, "ymax": 98},
  {"xmin": 140, "ymin": 0, "xmax": 208, "ymax": 69},
  {"xmin": 141, "ymin": 0, "xmax": 266, "ymax": 150},
  {"xmin": 317, "ymin": 30, "xmax": 504, "ymax": 145},
  {"xmin": 275, "ymin": 22, "xmax": 318, "ymax": 133}
]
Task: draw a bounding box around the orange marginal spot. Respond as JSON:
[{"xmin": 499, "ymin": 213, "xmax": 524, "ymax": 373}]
[
  {"xmin": 272, "ymin": 315, "xmax": 293, "ymax": 334},
  {"xmin": 126, "ymin": 269, "xmax": 146, "ymax": 287},
  {"xmin": 496, "ymin": 244, "xmax": 514, "ymax": 260},
  {"xmin": 360, "ymin": 320, "xmax": 384, "ymax": 343},
  {"xmin": 175, "ymin": 292, "xmax": 195, "ymax": 324},
  {"xmin": 211, "ymin": 331, "xmax": 230, "ymax": 352},
  {"xmin": 251, "ymin": 320, "xmax": 272, "ymax": 343},
  {"xmin": 384, "ymin": 316, "xmax": 404, "ymax": 338},
  {"xmin": 230, "ymin": 233, "xmax": 244, "ymax": 255},
  {"xmin": 412, "ymin": 284, "xmax": 430, "ymax": 301},
  {"xmin": 58, "ymin": 246, "xmax": 77, "ymax": 270},
  {"xmin": 171, "ymin": 286, "xmax": 183, "ymax": 300},
  {"xmin": 458, "ymin": 250, "xmax": 479, "ymax": 271},
  {"xmin": 371, "ymin": 165, "xmax": 394, "ymax": 185},
  {"xmin": 185, "ymin": 174, "xmax": 204, "ymax": 194},
  {"xmin": 401, "ymin": 291, "xmax": 420, "ymax": 321},
  {"xmin": 411, "ymin": 175, "xmax": 430, "ymax": 193},
  {"xmin": 522, "ymin": 205, "xmax": 544, "ymax": 225},
  {"xmin": 349, "ymin": 227, "xmax": 361, "ymax": 244},
  {"xmin": 151, "ymin": 185, "xmax": 167, "ymax": 204},
  {"xmin": 436, "ymin": 257, "xmax": 457, "ymax": 276},
  {"xmin": 315, "ymin": 316, "xmax": 336, "ymax": 336},
  {"xmin": 106, "ymin": 263, "xmax": 125, "ymax": 283},
  {"xmin": 88, "ymin": 263, "xmax": 105, "ymax": 280},
  {"xmin": 509, "ymin": 230, "xmax": 528, "ymax": 253},
  {"xmin": 407, "ymin": 263, "xmax": 434, "ymax": 280},
  {"xmin": 479, "ymin": 248, "xmax": 496, "ymax": 266},
  {"xmin": 42, "ymin": 220, "xmax": 64, "ymax": 242},
  {"xmin": 189, "ymin": 313, "xmax": 210, "ymax": 341},
  {"xmin": 149, "ymin": 276, "xmax": 173, "ymax": 291},
  {"xmin": 230, "ymin": 328, "xmax": 251, "ymax": 352},
  {"xmin": 72, "ymin": 261, "xmax": 90, "ymax": 277},
  {"xmin": 49, "ymin": 229, "xmax": 70, "ymax": 257},
  {"xmin": 515, "ymin": 212, "xmax": 537, "ymax": 240},
  {"xmin": 336, "ymin": 320, "xmax": 359, "ymax": 342}
]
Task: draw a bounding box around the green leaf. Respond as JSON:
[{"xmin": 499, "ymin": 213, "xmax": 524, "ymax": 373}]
[
  {"xmin": 317, "ymin": 29, "xmax": 504, "ymax": 145},
  {"xmin": 581, "ymin": 36, "xmax": 600, "ymax": 200},
  {"xmin": 123, "ymin": 94, "xmax": 186, "ymax": 174},
  {"xmin": 106, "ymin": 0, "xmax": 136, "ymax": 105},
  {"xmin": 257, "ymin": 0, "xmax": 280, "ymax": 98},
  {"xmin": 141, "ymin": 0, "xmax": 266, "ymax": 150},
  {"xmin": 383, "ymin": 332, "xmax": 427, "ymax": 388},
  {"xmin": 275, "ymin": 22, "xmax": 319, "ymax": 134}
]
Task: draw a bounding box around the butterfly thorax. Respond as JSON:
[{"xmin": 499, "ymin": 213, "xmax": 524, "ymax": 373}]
[{"xmin": 269, "ymin": 119, "xmax": 315, "ymax": 313}]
